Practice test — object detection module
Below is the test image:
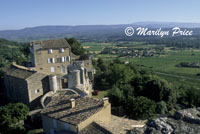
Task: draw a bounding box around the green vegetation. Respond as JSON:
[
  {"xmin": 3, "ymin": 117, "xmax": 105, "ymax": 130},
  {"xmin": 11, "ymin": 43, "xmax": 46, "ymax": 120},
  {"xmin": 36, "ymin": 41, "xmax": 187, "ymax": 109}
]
[
  {"xmin": 65, "ymin": 38, "xmax": 85, "ymax": 55},
  {"xmin": 0, "ymin": 103, "xmax": 29, "ymax": 134},
  {"xmin": 27, "ymin": 129, "xmax": 43, "ymax": 134},
  {"xmin": 94, "ymin": 49, "xmax": 200, "ymax": 89},
  {"xmin": 0, "ymin": 38, "xmax": 29, "ymax": 76},
  {"xmin": 92, "ymin": 90, "xmax": 108, "ymax": 99},
  {"xmin": 127, "ymin": 50, "xmax": 200, "ymax": 77},
  {"xmin": 93, "ymin": 58, "xmax": 200, "ymax": 120},
  {"xmin": 82, "ymin": 42, "xmax": 113, "ymax": 52}
]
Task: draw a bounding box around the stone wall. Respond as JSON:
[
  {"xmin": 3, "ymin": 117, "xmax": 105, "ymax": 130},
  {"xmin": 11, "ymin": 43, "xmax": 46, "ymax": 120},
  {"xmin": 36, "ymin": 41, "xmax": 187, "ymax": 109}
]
[
  {"xmin": 42, "ymin": 115, "xmax": 77, "ymax": 134},
  {"xmin": 3, "ymin": 74, "xmax": 30, "ymax": 106},
  {"xmin": 33, "ymin": 48, "xmax": 71, "ymax": 75},
  {"xmin": 77, "ymin": 101, "xmax": 111, "ymax": 131},
  {"xmin": 27, "ymin": 73, "xmax": 50, "ymax": 108}
]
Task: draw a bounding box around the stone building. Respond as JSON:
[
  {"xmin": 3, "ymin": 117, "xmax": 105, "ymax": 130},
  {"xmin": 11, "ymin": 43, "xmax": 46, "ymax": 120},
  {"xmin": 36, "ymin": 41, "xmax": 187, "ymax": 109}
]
[
  {"xmin": 30, "ymin": 39, "xmax": 71, "ymax": 75},
  {"xmin": 3, "ymin": 63, "xmax": 50, "ymax": 109},
  {"xmin": 67, "ymin": 60, "xmax": 95, "ymax": 96},
  {"xmin": 3, "ymin": 39, "xmax": 95, "ymax": 109},
  {"xmin": 41, "ymin": 90, "xmax": 111, "ymax": 134}
]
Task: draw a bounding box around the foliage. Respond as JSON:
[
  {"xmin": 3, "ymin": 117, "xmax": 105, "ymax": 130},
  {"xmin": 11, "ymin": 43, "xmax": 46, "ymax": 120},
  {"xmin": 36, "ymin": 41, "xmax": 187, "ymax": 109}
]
[
  {"xmin": 108, "ymin": 85, "xmax": 125, "ymax": 107},
  {"xmin": 0, "ymin": 38, "xmax": 29, "ymax": 76},
  {"xmin": 65, "ymin": 38, "xmax": 85, "ymax": 55},
  {"xmin": 97, "ymin": 58, "xmax": 108, "ymax": 72},
  {"xmin": 131, "ymin": 75, "xmax": 177, "ymax": 110},
  {"xmin": 0, "ymin": 103, "xmax": 29, "ymax": 134},
  {"xmin": 155, "ymin": 101, "xmax": 168, "ymax": 114},
  {"xmin": 176, "ymin": 85, "xmax": 200, "ymax": 107},
  {"xmin": 108, "ymin": 64, "xmax": 134, "ymax": 86},
  {"xmin": 125, "ymin": 96, "xmax": 156, "ymax": 120},
  {"xmin": 79, "ymin": 54, "xmax": 89, "ymax": 60}
]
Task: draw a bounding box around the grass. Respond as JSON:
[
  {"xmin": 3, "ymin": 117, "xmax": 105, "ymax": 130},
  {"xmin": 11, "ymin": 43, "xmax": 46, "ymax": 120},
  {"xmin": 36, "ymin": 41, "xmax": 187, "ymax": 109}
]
[
  {"xmin": 95, "ymin": 49, "xmax": 200, "ymax": 89},
  {"xmin": 82, "ymin": 42, "xmax": 113, "ymax": 51},
  {"xmin": 27, "ymin": 129, "xmax": 43, "ymax": 134},
  {"xmin": 85, "ymin": 40, "xmax": 200, "ymax": 88},
  {"xmin": 121, "ymin": 50, "xmax": 200, "ymax": 89},
  {"xmin": 92, "ymin": 90, "xmax": 108, "ymax": 99},
  {"xmin": 156, "ymin": 73, "xmax": 200, "ymax": 89},
  {"xmin": 124, "ymin": 50, "xmax": 200, "ymax": 78}
]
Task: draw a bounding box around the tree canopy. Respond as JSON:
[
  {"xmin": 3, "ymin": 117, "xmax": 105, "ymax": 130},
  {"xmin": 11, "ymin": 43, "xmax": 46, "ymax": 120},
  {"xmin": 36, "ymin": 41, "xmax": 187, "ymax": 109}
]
[
  {"xmin": 65, "ymin": 38, "xmax": 85, "ymax": 55},
  {"xmin": 0, "ymin": 103, "xmax": 29, "ymax": 134}
]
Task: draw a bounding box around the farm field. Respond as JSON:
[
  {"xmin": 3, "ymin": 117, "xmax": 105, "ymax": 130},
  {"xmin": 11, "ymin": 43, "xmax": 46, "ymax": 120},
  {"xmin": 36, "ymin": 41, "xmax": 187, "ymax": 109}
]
[
  {"xmin": 126, "ymin": 50, "xmax": 200, "ymax": 77},
  {"xmin": 95, "ymin": 49, "xmax": 200, "ymax": 89},
  {"xmin": 82, "ymin": 42, "xmax": 114, "ymax": 51},
  {"xmin": 95, "ymin": 50, "xmax": 200, "ymax": 78},
  {"xmin": 81, "ymin": 41, "xmax": 156, "ymax": 51},
  {"xmin": 82, "ymin": 40, "xmax": 200, "ymax": 89}
]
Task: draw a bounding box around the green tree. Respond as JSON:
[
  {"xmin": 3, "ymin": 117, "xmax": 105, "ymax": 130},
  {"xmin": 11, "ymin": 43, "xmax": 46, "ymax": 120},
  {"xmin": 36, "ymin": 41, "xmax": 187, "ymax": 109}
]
[
  {"xmin": 108, "ymin": 64, "xmax": 134, "ymax": 86},
  {"xmin": 97, "ymin": 58, "xmax": 108, "ymax": 72},
  {"xmin": 125, "ymin": 96, "xmax": 156, "ymax": 120},
  {"xmin": 155, "ymin": 101, "xmax": 168, "ymax": 114},
  {"xmin": 108, "ymin": 85, "xmax": 125, "ymax": 107},
  {"xmin": 0, "ymin": 103, "xmax": 29, "ymax": 134},
  {"xmin": 132, "ymin": 75, "xmax": 177, "ymax": 110},
  {"xmin": 185, "ymin": 87, "xmax": 200, "ymax": 107},
  {"xmin": 65, "ymin": 38, "xmax": 85, "ymax": 55}
]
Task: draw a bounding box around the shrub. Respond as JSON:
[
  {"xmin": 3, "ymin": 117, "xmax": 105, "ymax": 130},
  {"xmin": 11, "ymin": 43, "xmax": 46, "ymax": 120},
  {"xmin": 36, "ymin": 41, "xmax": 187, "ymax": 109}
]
[
  {"xmin": 156, "ymin": 101, "xmax": 168, "ymax": 114},
  {"xmin": 125, "ymin": 96, "xmax": 156, "ymax": 120}
]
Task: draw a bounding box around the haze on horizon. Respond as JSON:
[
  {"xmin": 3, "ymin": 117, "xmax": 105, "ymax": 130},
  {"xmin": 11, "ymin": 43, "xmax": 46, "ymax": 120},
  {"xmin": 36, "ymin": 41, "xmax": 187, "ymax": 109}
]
[{"xmin": 0, "ymin": 0, "xmax": 199, "ymax": 30}]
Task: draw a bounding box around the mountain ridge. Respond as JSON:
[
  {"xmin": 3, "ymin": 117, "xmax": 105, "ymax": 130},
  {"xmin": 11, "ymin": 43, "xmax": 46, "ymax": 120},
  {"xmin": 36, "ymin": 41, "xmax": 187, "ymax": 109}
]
[{"xmin": 0, "ymin": 22, "xmax": 200, "ymax": 42}]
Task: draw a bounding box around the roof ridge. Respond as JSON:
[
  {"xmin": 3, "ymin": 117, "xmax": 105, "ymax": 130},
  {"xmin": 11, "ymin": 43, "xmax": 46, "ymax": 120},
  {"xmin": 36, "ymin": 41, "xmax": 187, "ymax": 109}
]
[{"xmin": 12, "ymin": 62, "xmax": 36, "ymax": 73}]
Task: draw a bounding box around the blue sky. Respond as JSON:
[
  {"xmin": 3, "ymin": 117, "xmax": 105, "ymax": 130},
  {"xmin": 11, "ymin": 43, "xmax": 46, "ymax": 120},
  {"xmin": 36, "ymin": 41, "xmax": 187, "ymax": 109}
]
[{"xmin": 0, "ymin": 0, "xmax": 199, "ymax": 30}]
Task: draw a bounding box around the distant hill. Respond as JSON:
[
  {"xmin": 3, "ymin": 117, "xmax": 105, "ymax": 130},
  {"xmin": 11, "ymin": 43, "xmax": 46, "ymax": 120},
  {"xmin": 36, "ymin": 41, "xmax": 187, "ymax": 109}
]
[
  {"xmin": 133, "ymin": 22, "xmax": 200, "ymax": 28},
  {"xmin": 0, "ymin": 22, "xmax": 200, "ymax": 42}
]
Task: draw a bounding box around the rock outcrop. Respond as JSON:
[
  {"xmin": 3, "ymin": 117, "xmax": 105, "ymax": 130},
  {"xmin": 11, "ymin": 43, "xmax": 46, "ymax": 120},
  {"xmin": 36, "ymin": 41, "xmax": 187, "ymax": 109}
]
[{"xmin": 128, "ymin": 108, "xmax": 200, "ymax": 134}]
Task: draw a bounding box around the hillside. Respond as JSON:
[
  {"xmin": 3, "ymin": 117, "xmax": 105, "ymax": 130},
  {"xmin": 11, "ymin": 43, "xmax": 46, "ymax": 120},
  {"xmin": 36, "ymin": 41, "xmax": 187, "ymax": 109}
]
[{"xmin": 1, "ymin": 22, "xmax": 200, "ymax": 42}]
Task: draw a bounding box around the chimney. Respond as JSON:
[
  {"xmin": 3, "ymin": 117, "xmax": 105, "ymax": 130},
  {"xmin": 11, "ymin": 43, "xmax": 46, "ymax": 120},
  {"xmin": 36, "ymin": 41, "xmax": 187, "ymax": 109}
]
[
  {"xmin": 103, "ymin": 97, "xmax": 109, "ymax": 106},
  {"xmin": 70, "ymin": 98, "xmax": 75, "ymax": 108}
]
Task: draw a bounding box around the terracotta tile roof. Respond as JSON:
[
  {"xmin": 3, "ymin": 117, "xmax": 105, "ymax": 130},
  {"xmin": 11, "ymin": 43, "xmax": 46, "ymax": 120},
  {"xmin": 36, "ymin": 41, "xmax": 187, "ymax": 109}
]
[
  {"xmin": 41, "ymin": 94, "xmax": 104, "ymax": 125},
  {"xmin": 4, "ymin": 64, "xmax": 36, "ymax": 79},
  {"xmin": 32, "ymin": 39, "xmax": 70, "ymax": 49}
]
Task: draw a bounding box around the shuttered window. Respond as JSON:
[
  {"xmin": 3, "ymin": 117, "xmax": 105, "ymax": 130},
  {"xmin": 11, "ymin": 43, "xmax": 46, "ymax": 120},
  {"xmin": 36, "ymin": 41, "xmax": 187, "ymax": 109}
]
[
  {"xmin": 48, "ymin": 49, "xmax": 53, "ymax": 54},
  {"xmin": 59, "ymin": 48, "xmax": 64, "ymax": 53}
]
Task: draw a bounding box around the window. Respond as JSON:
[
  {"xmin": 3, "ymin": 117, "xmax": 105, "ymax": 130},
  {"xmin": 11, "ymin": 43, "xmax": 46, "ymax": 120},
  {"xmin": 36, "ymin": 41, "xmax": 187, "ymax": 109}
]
[
  {"xmin": 52, "ymin": 58, "xmax": 55, "ymax": 63},
  {"xmin": 65, "ymin": 56, "xmax": 71, "ymax": 62},
  {"xmin": 56, "ymin": 56, "xmax": 70, "ymax": 63},
  {"xmin": 48, "ymin": 58, "xmax": 51, "ymax": 63},
  {"xmin": 48, "ymin": 58, "xmax": 55, "ymax": 64},
  {"xmin": 48, "ymin": 49, "xmax": 53, "ymax": 54},
  {"xmin": 59, "ymin": 48, "xmax": 64, "ymax": 53},
  {"xmin": 51, "ymin": 67, "xmax": 55, "ymax": 72},
  {"xmin": 61, "ymin": 57, "xmax": 65, "ymax": 62},
  {"xmin": 57, "ymin": 58, "xmax": 61, "ymax": 63},
  {"xmin": 34, "ymin": 89, "xmax": 40, "ymax": 94},
  {"xmin": 61, "ymin": 66, "xmax": 66, "ymax": 74}
]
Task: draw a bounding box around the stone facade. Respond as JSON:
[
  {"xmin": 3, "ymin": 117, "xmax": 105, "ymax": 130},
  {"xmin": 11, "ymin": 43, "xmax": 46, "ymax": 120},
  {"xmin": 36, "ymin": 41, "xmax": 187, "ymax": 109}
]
[
  {"xmin": 3, "ymin": 63, "xmax": 50, "ymax": 109},
  {"xmin": 41, "ymin": 90, "xmax": 111, "ymax": 134},
  {"xmin": 3, "ymin": 39, "xmax": 96, "ymax": 112},
  {"xmin": 68, "ymin": 60, "xmax": 95, "ymax": 96},
  {"xmin": 30, "ymin": 39, "xmax": 71, "ymax": 75}
]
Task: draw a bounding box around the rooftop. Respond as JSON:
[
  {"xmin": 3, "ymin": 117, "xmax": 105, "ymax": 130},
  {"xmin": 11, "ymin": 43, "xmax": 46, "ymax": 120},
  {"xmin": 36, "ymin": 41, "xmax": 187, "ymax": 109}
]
[
  {"xmin": 31, "ymin": 39, "xmax": 70, "ymax": 49},
  {"xmin": 79, "ymin": 122, "xmax": 112, "ymax": 134},
  {"xmin": 41, "ymin": 92, "xmax": 104, "ymax": 125},
  {"xmin": 55, "ymin": 122, "xmax": 112, "ymax": 134},
  {"xmin": 97, "ymin": 115, "xmax": 145, "ymax": 134},
  {"xmin": 4, "ymin": 64, "xmax": 37, "ymax": 79}
]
